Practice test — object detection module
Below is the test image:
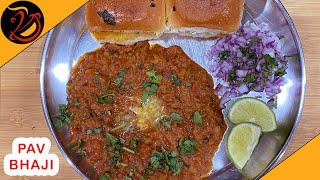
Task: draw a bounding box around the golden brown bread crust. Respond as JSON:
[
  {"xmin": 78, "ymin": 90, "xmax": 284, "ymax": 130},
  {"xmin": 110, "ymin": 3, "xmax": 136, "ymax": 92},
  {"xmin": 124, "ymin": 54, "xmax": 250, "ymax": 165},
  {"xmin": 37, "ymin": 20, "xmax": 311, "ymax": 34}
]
[
  {"xmin": 86, "ymin": 0, "xmax": 166, "ymax": 32},
  {"xmin": 166, "ymin": 0, "xmax": 245, "ymax": 33},
  {"xmin": 86, "ymin": 0, "xmax": 245, "ymax": 43}
]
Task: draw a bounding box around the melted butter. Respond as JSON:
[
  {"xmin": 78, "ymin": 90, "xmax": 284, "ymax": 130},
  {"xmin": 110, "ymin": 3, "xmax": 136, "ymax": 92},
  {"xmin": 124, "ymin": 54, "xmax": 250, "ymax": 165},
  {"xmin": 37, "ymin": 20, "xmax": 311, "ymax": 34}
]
[{"xmin": 132, "ymin": 96, "xmax": 165, "ymax": 128}]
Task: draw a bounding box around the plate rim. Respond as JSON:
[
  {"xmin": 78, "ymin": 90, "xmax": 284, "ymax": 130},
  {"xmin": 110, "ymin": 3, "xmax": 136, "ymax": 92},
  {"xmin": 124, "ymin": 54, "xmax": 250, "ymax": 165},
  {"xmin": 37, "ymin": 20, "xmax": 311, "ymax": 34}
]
[{"xmin": 254, "ymin": 0, "xmax": 306, "ymax": 179}]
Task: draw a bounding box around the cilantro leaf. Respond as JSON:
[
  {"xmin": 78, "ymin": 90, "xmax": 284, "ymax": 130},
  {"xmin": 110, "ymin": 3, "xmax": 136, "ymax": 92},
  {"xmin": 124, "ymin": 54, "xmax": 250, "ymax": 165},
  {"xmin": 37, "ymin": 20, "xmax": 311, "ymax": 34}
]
[
  {"xmin": 56, "ymin": 104, "xmax": 72, "ymax": 127},
  {"xmin": 100, "ymin": 173, "xmax": 111, "ymax": 180},
  {"xmin": 170, "ymin": 74, "xmax": 181, "ymax": 86},
  {"xmin": 263, "ymin": 54, "xmax": 279, "ymax": 71},
  {"xmin": 130, "ymin": 138, "xmax": 138, "ymax": 149},
  {"xmin": 193, "ymin": 111, "xmax": 202, "ymax": 126},
  {"xmin": 248, "ymin": 37, "xmax": 262, "ymax": 46},
  {"xmin": 161, "ymin": 119, "xmax": 171, "ymax": 129},
  {"xmin": 275, "ymin": 67, "xmax": 287, "ymax": 77},
  {"xmin": 145, "ymin": 167, "xmax": 154, "ymax": 175},
  {"xmin": 141, "ymin": 70, "xmax": 162, "ymax": 106},
  {"xmin": 146, "ymin": 70, "xmax": 162, "ymax": 84},
  {"xmin": 243, "ymin": 73, "xmax": 255, "ymax": 83},
  {"xmin": 73, "ymin": 99, "xmax": 79, "ymax": 106},
  {"xmin": 179, "ymin": 138, "xmax": 198, "ymax": 155},
  {"xmin": 114, "ymin": 68, "xmax": 129, "ymax": 87},
  {"xmin": 219, "ymin": 51, "xmax": 228, "ymax": 60},
  {"xmin": 149, "ymin": 84, "xmax": 158, "ymax": 94},
  {"xmin": 149, "ymin": 148, "xmax": 184, "ymax": 176},
  {"xmin": 76, "ymin": 139, "xmax": 87, "ymax": 157},
  {"xmin": 141, "ymin": 90, "xmax": 150, "ymax": 106},
  {"xmin": 106, "ymin": 133, "xmax": 124, "ymax": 149},
  {"xmin": 86, "ymin": 127, "xmax": 103, "ymax": 134},
  {"xmin": 141, "ymin": 84, "xmax": 158, "ymax": 106},
  {"xmin": 109, "ymin": 150, "xmax": 121, "ymax": 164},
  {"xmin": 97, "ymin": 93, "xmax": 114, "ymax": 104},
  {"xmin": 142, "ymin": 81, "xmax": 153, "ymax": 87},
  {"xmin": 169, "ymin": 113, "xmax": 183, "ymax": 122},
  {"xmin": 94, "ymin": 127, "xmax": 103, "ymax": 134}
]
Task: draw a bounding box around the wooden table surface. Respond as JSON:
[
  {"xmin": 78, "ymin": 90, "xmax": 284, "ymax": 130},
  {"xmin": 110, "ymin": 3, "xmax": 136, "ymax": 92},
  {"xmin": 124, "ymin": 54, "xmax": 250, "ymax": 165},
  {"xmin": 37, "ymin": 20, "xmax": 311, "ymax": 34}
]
[{"xmin": 1, "ymin": 0, "xmax": 319, "ymax": 179}]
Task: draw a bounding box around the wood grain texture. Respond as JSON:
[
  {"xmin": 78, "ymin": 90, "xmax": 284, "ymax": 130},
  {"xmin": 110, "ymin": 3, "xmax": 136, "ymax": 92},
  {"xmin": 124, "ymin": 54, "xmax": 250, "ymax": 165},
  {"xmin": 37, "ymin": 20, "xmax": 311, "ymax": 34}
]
[{"xmin": 0, "ymin": 0, "xmax": 319, "ymax": 179}]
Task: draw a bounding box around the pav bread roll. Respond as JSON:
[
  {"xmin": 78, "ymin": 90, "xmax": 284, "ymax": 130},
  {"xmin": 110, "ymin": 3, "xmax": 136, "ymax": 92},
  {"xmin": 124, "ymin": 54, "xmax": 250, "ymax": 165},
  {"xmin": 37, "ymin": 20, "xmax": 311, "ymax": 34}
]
[
  {"xmin": 86, "ymin": 0, "xmax": 166, "ymax": 44},
  {"xmin": 165, "ymin": 0, "xmax": 245, "ymax": 38}
]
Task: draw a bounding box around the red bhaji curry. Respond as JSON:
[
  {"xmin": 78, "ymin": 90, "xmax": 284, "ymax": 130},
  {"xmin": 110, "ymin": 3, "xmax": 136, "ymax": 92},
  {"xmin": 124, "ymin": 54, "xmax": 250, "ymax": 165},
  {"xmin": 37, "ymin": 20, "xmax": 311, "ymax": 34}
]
[{"xmin": 64, "ymin": 41, "xmax": 226, "ymax": 179}]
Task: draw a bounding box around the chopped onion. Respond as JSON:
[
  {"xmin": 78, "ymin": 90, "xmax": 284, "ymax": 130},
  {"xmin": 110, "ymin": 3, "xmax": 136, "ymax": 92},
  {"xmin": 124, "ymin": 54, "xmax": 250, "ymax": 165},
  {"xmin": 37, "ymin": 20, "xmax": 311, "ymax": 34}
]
[{"xmin": 207, "ymin": 21, "xmax": 288, "ymax": 108}]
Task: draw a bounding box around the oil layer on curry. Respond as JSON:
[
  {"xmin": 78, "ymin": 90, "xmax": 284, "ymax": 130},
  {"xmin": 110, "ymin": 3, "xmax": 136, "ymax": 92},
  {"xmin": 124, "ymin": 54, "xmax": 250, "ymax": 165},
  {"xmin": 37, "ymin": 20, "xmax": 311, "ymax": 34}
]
[{"xmin": 63, "ymin": 41, "xmax": 226, "ymax": 179}]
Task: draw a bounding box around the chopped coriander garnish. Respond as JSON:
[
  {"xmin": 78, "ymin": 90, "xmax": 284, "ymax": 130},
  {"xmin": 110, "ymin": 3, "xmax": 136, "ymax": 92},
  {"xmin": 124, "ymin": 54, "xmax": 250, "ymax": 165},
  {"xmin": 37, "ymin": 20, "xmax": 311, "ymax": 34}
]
[
  {"xmin": 193, "ymin": 111, "xmax": 202, "ymax": 126},
  {"xmin": 142, "ymin": 81, "xmax": 153, "ymax": 87},
  {"xmin": 141, "ymin": 84, "xmax": 158, "ymax": 106},
  {"xmin": 228, "ymin": 71, "xmax": 236, "ymax": 80},
  {"xmin": 248, "ymin": 37, "xmax": 262, "ymax": 46},
  {"xmin": 73, "ymin": 99, "xmax": 79, "ymax": 106},
  {"xmin": 77, "ymin": 139, "xmax": 87, "ymax": 157},
  {"xmin": 149, "ymin": 84, "xmax": 158, "ymax": 94},
  {"xmin": 100, "ymin": 173, "xmax": 111, "ymax": 180},
  {"xmin": 125, "ymin": 176, "xmax": 132, "ymax": 180},
  {"xmin": 219, "ymin": 50, "xmax": 228, "ymax": 60},
  {"xmin": 57, "ymin": 104, "xmax": 71, "ymax": 127},
  {"xmin": 146, "ymin": 70, "xmax": 163, "ymax": 84},
  {"xmin": 114, "ymin": 68, "xmax": 129, "ymax": 87},
  {"xmin": 263, "ymin": 54, "xmax": 279, "ymax": 71},
  {"xmin": 97, "ymin": 95, "xmax": 113, "ymax": 104},
  {"xmin": 179, "ymin": 137, "xmax": 198, "ymax": 155},
  {"xmin": 141, "ymin": 70, "xmax": 162, "ymax": 106},
  {"xmin": 243, "ymin": 73, "xmax": 255, "ymax": 83},
  {"xmin": 169, "ymin": 112, "xmax": 183, "ymax": 122},
  {"xmin": 142, "ymin": 90, "xmax": 151, "ymax": 106},
  {"xmin": 150, "ymin": 148, "xmax": 183, "ymax": 176},
  {"xmin": 170, "ymin": 74, "xmax": 181, "ymax": 86},
  {"xmin": 97, "ymin": 91, "xmax": 115, "ymax": 104},
  {"xmin": 86, "ymin": 129, "xmax": 93, "ymax": 134},
  {"xmin": 275, "ymin": 67, "xmax": 287, "ymax": 77},
  {"xmin": 106, "ymin": 133, "xmax": 124, "ymax": 149},
  {"xmin": 109, "ymin": 150, "xmax": 121, "ymax": 164},
  {"xmin": 130, "ymin": 138, "xmax": 138, "ymax": 149},
  {"xmin": 94, "ymin": 127, "xmax": 103, "ymax": 134},
  {"xmin": 145, "ymin": 167, "xmax": 154, "ymax": 175},
  {"xmin": 111, "ymin": 122, "xmax": 128, "ymax": 132},
  {"xmin": 185, "ymin": 82, "xmax": 192, "ymax": 88},
  {"xmin": 239, "ymin": 47, "xmax": 250, "ymax": 56},
  {"xmin": 161, "ymin": 119, "xmax": 171, "ymax": 129}
]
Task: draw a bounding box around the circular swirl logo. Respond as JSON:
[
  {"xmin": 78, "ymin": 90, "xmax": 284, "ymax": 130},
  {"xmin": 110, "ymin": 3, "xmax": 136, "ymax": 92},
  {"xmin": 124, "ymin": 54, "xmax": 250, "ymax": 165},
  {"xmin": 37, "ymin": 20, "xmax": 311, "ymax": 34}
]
[{"xmin": 1, "ymin": 1, "xmax": 44, "ymax": 44}]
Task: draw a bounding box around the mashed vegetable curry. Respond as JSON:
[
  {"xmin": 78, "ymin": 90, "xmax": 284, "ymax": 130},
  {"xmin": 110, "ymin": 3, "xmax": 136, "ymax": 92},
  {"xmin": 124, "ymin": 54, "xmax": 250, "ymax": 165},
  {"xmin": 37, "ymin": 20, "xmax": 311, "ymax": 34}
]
[{"xmin": 61, "ymin": 41, "xmax": 226, "ymax": 179}]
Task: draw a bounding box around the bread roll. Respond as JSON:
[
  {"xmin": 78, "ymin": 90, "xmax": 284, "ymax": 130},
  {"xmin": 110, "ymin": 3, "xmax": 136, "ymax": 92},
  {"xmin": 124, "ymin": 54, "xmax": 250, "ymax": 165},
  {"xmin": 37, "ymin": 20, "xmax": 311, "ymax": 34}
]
[
  {"xmin": 85, "ymin": 0, "xmax": 245, "ymax": 44},
  {"xmin": 166, "ymin": 0, "xmax": 245, "ymax": 38},
  {"xmin": 86, "ymin": 0, "xmax": 166, "ymax": 44}
]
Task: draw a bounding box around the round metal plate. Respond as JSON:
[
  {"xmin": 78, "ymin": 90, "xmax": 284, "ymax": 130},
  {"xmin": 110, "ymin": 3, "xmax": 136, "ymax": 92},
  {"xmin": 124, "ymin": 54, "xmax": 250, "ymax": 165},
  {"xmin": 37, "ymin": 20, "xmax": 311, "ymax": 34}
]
[{"xmin": 40, "ymin": 0, "xmax": 305, "ymax": 179}]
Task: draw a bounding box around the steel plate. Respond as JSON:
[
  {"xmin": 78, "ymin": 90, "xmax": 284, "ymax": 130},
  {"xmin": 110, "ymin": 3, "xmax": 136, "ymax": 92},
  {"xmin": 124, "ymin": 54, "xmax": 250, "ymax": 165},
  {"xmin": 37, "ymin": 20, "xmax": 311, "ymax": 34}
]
[{"xmin": 40, "ymin": 0, "xmax": 305, "ymax": 179}]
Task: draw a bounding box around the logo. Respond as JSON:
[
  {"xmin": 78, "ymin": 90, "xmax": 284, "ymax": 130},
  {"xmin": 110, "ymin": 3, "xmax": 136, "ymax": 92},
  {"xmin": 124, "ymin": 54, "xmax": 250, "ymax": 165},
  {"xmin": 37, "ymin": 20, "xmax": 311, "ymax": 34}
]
[
  {"xmin": 4, "ymin": 137, "xmax": 59, "ymax": 176},
  {"xmin": 1, "ymin": 1, "xmax": 44, "ymax": 44}
]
